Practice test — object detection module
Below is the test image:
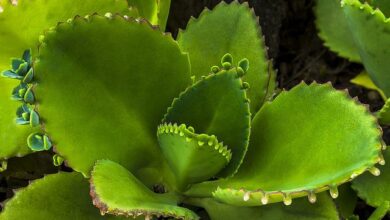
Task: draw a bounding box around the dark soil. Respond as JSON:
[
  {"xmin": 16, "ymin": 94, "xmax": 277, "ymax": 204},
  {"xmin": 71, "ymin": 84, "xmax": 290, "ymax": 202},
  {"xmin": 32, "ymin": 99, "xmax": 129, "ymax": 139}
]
[{"xmin": 0, "ymin": 0, "xmax": 388, "ymax": 219}]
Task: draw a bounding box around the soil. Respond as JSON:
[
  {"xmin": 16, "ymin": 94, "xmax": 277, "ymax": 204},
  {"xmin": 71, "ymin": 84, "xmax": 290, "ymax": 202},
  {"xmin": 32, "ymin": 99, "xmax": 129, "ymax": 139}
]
[{"xmin": 0, "ymin": 0, "xmax": 388, "ymax": 219}]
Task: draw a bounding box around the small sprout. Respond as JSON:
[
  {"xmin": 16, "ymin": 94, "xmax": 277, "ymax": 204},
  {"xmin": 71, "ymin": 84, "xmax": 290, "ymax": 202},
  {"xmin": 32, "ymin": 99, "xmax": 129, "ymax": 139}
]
[
  {"xmin": 29, "ymin": 110, "xmax": 40, "ymax": 127},
  {"xmin": 241, "ymin": 82, "xmax": 250, "ymax": 90},
  {"xmin": 53, "ymin": 154, "xmax": 64, "ymax": 166},
  {"xmin": 221, "ymin": 53, "xmax": 233, "ymax": 65},
  {"xmin": 1, "ymin": 49, "xmax": 33, "ymax": 80},
  {"xmin": 238, "ymin": 58, "xmax": 249, "ymax": 73},
  {"xmin": 222, "ymin": 62, "xmax": 232, "ymax": 70},
  {"xmin": 211, "ymin": 65, "xmax": 220, "ymax": 74},
  {"xmin": 24, "ymin": 87, "xmax": 35, "ymax": 104},
  {"xmin": 27, "ymin": 133, "xmax": 53, "ymax": 151}
]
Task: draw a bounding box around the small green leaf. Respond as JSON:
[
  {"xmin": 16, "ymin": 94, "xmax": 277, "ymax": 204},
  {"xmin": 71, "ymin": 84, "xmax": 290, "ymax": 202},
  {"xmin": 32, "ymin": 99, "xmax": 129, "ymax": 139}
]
[
  {"xmin": 163, "ymin": 64, "xmax": 250, "ymax": 177},
  {"xmin": 157, "ymin": 123, "xmax": 231, "ymax": 190},
  {"xmin": 91, "ymin": 160, "xmax": 199, "ymax": 220},
  {"xmin": 186, "ymin": 82, "xmax": 383, "ymax": 206},
  {"xmin": 0, "ymin": 172, "xmax": 124, "ymax": 220},
  {"xmin": 187, "ymin": 193, "xmax": 339, "ymax": 220},
  {"xmin": 315, "ymin": 0, "xmax": 361, "ymax": 62},
  {"xmin": 27, "ymin": 133, "xmax": 52, "ymax": 151},
  {"xmin": 178, "ymin": 1, "xmax": 273, "ymax": 114}
]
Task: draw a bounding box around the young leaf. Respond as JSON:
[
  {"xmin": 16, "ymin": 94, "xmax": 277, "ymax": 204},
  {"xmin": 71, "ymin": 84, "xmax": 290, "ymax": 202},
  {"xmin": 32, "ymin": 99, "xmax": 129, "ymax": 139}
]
[
  {"xmin": 350, "ymin": 71, "xmax": 386, "ymax": 100},
  {"xmin": 315, "ymin": 0, "xmax": 361, "ymax": 62},
  {"xmin": 0, "ymin": 0, "xmax": 132, "ymax": 70},
  {"xmin": 342, "ymin": 0, "xmax": 390, "ymax": 96},
  {"xmin": 186, "ymin": 193, "xmax": 339, "ymax": 220},
  {"xmin": 177, "ymin": 1, "xmax": 272, "ymax": 114},
  {"xmin": 0, "ymin": 77, "xmax": 39, "ymax": 160},
  {"xmin": 163, "ymin": 62, "xmax": 251, "ymax": 177},
  {"xmin": 186, "ymin": 82, "xmax": 383, "ymax": 206},
  {"xmin": 33, "ymin": 15, "xmax": 191, "ymax": 179},
  {"xmin": 157, "ymin": 123, "xmax": 231, "ymax": 190},
  {"xmin": 91, "ymin": 160, "xmax": 199, "ymax": 220},
  {"xmin": 0, "ymin": 172, "xmax": 123, "ymax": 220},
  {"xmin": 352, "ymin": 149, "xmax": 390, "ymax": 208}
]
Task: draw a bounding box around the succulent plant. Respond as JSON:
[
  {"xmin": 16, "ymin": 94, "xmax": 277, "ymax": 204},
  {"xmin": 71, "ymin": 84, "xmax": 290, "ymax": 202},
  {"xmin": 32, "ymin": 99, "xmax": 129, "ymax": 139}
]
[{"xmin": 0, "ymin": 0, "xmax": 387, "ymax": 219}]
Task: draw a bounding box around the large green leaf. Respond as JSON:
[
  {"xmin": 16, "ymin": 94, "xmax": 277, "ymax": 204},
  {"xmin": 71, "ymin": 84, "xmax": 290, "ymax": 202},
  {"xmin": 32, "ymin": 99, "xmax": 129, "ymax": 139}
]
[
  {"xmin": 186, "ymin": 193, "xmax": 339, "ymax": 220},
  {"xmin": 177, "ymin": 1, "xmax": 272, "ymax": 114},
  {"xmin": 314, "ymin": 0, "xmax": 361, "ymax": 62},
  {"xmin": 0, "ymin": 0, "xmax": 132, "ymax": 71},
  {"xmin": 0, "ymin": 76, "xmax": 39, "ymax": 159},
  {"xmin": 33, "ymin": 15, "xmax": 191, "ymax": 180},
  {"xmin": 0, "ymin": 172, "xmax": 124, "ymax": 220},
  {"xmin": 91, "ymin": 160, "xmax": 199, "ymax": 219},
  {"xmin": 163, "ymin": 58, "xmax": 251, "ymax": 177},
  {"xmin": 352, "ymin": 149, "xmax": 389, "ymax": 208},
  {"xmin": 342, "ymin": 0, "xmax": 390, "ymax": 96},
  {"xmin": 127, "ymin": 0, "xmax": 171, "ymax": 29},
  {"xmin": 186, "ymin": 82, "xmax": 383, "ymax": 206}
]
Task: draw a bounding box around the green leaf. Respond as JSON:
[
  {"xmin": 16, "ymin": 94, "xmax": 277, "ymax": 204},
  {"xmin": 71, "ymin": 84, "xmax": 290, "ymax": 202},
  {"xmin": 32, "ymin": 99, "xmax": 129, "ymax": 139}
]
[
  {"xmin": 33, "ymin": 15, "xmax": 191, "ymax": 180},
  {"xmin": 342, "ymin": 0, "xmax": 390, "ymax": 96},
  {"xmin": 0, "ymin": 77, "xmax": 39, "ymax": 159},
  {"xmin": 186, "ymin": 82, "xmax": 383, "ymax": 206},
  {"xmin": 157, "ymin": 123, "xmax": 231, "ymax": 190},
  {"xmin": 91, "ymin": 160, "xmax": 199, "ymax": 220},
  {"xmin": 377, "ymin": 98, "xmax": 390, "ymax": 125},
  {"xmin": 0, "ymin": 0, "xmax": 132, "ymax": 71},
  {"xmin": 177, "ymin": 1, "xmax": 272, "ymax": 114},
  {"xmin": 186, "ymin": 193, "xmax": 339, "ymax": 220},
  {"xmin": 333, "ymin": 183, "xmax": 358, "ymax": 219},
  {"xmin": 163, "ymin": 61, "xmax": 251, "ymax": 177},
  {"xmin": 127, "ymin": 0, "xmax": 171, "ymax": 29},
  {"xmin": 368, "ymin": 201, "xmax": 390, "ymax": 220},
  {"xmin": 0, "ymin": 172, "xmax": 124, "ymax": 220},
  {"xmin": 352, "ymin": 148, "xmax": 389, "ymax": 208},
  {"xmin": 350, "ymin": 71, "xmax": 386, "ymax": 100},
  {"xmin": 315, "ymin": 0, "xmax": 361, "ymax": 62}
]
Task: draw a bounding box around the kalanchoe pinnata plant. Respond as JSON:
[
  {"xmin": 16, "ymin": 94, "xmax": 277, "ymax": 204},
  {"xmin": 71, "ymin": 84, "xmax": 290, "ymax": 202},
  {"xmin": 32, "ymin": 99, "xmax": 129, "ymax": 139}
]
[{"xmin": 0, "ymin": 0, "xmax": 387, "ymax": 219}]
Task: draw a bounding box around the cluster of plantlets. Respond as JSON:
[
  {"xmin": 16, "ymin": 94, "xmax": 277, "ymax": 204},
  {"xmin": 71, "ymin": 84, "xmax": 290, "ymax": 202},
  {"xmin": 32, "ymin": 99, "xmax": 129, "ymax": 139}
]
[{"xmin": 0, "ymin": 0, "xmax": 388, "ymax": 219}]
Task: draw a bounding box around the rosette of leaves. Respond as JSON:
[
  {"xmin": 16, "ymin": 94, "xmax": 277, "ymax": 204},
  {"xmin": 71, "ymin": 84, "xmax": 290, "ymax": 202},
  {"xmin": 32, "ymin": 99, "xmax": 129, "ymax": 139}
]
[
  {"xmin": 0, "ymin": 1, "xmax": 385, "ymax": 219},
  {"xmin": 316, "ymin": 0, "xmax": 390, "ymax": 216}
]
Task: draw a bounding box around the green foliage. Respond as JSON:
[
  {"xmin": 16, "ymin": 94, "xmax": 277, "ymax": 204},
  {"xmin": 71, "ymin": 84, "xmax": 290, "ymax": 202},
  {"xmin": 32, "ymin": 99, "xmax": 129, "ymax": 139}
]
[
  {"xmin": 0, "ymin": 0, "xmax": 387, "ymax": 219},
  {"xmin": 177, "ymin": 2, "xmax": 273, "ymax": 114},
  {"xmin": 0, "ymin": 172, "xmax": 125, "ymax": 220}
]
